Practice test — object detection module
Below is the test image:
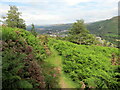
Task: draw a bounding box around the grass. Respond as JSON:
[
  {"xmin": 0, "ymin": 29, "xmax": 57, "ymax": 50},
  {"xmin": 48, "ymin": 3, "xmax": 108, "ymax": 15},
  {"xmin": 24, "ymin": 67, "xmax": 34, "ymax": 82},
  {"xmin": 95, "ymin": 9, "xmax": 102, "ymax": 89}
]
[
  {"xmin": 45, "ymin": 48, "xmax": 62, "ymax": 67},
  {"xmin": 60, "ymin": 71, "xmax": 80, "ymax": 88},
  {"xmin": 45, "ymin": 47, "xmax": 79, "ymax": 88}
]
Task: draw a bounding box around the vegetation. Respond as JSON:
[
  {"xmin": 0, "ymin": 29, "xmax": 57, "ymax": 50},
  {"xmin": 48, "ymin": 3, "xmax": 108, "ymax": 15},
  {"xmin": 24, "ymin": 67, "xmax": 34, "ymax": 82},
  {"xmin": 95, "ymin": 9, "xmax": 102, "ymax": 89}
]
[
  {"xmin": 1, "ymin": 26, "xmax": 59, "ymax": 89},
  {"xmin": 3, "ymin": 5, "xmax": 26, "ymax": 29},
  {"xmin": 67, "ymin": 20, "xmax": 97, "ymax": 45},
  {"xmin": 45, "ymin": 47, "xmax": 79, "ymax": 88},
  {"xmin": 28, "ymin": 16, "xmax": 118, "ymax": 36},
  {"xmin": 29, "ymin": 16, "xmax": 119, "ymax": 46},
  {"xmin": 87, "ymin": 16, "xmax": 118, "ymax": 35},
  {"xmin": 1, "ymin": 5, "xmax": 119, "ymax": 89},
  {"xmin": 48, "ymin": 38, "xmax": 119, "ymax": 89},
  {"xmin": 30, "ymin": 24, "xmax": 37, "ymax": 37},
  {"xmin": 87, "ymin": 16, "xmax": 119, "ymax": 45},
  {"xmin": 1, "ymin": 26, "xmax": 119, "ymax": 89}
]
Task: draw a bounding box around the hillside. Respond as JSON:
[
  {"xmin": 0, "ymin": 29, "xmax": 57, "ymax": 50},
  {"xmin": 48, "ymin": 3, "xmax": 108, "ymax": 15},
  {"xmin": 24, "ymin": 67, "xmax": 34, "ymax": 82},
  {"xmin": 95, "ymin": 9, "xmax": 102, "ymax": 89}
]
[
  {"xmin": 1, "ymin": 26, "xmax": 120, "ymax": 89},
  {"xmin": 87, "ymin": 16, "xmax": 119, "ymax": 45},
  {"xmin": 87, "ymin": 16, "xmax": 118, "ymax": 35},
  {"xmin": 28, "ymin": 16, "xmax": 119, "ymax": 45},
  {"xmin": 1, "ymin": 26, "xmax": 60, "ymax": 88},
  {"xmin": 48, "ymin": 38, "xmax": 120, "ymax": 89},
  {"xmin": 27, "ymin": 16, "xmax": 118, "ymax": 35}
]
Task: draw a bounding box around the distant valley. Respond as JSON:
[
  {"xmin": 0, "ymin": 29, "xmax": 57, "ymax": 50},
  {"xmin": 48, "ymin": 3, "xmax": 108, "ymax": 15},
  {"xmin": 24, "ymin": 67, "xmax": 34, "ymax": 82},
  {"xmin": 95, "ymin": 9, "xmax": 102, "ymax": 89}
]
[{"xmin": 27, "ymin": 16, "xmax": 119, "ymax": 45}]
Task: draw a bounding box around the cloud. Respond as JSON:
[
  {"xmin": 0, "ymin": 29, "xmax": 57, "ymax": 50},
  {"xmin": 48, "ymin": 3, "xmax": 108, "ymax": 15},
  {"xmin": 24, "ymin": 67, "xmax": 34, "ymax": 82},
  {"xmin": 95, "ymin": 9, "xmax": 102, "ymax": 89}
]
[
  {"xmin": 22, "ymin": 12, "xmax": 63, "ymax": 25},
  {"xmin": 63, "ymin": 0, "xmax": 93, "ymax": 6},
  {"xmin": 0, "ymin": 0, "xmax": 119, "ymax": 25}
]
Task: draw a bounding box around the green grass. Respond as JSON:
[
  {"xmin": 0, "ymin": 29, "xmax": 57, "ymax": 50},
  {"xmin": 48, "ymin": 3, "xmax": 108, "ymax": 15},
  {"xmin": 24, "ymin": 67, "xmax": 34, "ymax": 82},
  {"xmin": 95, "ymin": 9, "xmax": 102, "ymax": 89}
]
[
  {"xmin": 45, "ymin": 47, "xmax": 79, "ymax": 88},
  {"xmin": 60, "ymin": 71, "xmax": 80, "ymax": 88},
  {"xmin": 45, "ymin": 47, "xmax": 62, "ymax": 67}
]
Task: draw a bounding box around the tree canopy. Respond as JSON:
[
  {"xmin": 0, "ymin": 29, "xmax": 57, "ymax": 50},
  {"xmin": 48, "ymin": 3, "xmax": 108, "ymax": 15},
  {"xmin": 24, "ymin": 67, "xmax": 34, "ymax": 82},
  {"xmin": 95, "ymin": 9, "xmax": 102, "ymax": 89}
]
[
  {"xmin": 68, "ymin": 20, "xmax": 97, "ymax": 45},
  {"xmin": 3, "ymin": 5, "xmax": 26, "ymax": 29}
]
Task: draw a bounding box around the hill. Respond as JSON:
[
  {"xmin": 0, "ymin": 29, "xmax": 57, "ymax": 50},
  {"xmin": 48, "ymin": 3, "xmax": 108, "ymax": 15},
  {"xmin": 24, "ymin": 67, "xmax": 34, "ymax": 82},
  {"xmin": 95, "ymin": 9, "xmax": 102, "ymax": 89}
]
[
  {"xmin": 87, "ymin": 16, "xmax": 119, "ymax": 45},
  {"xmin": 1, "ymin": 26, "xmax": 119, "ymax": 89},
  {"xmin": 87, "ymin": 16, "xmax": 118, "ymax": 35},
  {"xmin": 27, "ymin": 16, "xmax": 119, "ymax": 45},
  {"xmin": 27, "ymin": 16, "xmax": 118, "ymax": 35}
]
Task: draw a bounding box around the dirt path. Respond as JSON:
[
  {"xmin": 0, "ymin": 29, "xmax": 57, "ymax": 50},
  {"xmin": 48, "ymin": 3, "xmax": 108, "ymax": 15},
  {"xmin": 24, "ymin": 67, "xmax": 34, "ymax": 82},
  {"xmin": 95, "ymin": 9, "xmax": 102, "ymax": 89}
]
[{"xmin": 45, "ymin": 47, "xmax": 78, "ymax": 88}]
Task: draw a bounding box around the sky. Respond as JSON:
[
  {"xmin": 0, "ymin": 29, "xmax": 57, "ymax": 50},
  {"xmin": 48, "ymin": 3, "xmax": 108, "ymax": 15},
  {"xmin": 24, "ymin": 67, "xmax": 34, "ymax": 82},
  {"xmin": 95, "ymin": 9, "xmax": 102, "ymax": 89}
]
[{"xmin": 0, "ymin": 0, "xmax": 119, "ymax": 25}]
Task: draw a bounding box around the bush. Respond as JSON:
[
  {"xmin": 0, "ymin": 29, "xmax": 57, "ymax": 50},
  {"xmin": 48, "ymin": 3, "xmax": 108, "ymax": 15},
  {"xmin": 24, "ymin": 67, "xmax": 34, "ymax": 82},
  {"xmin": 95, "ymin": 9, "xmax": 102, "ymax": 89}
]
[{"xmin": 2, "ymin": 26, "xmax": 47, "ymax": 88}]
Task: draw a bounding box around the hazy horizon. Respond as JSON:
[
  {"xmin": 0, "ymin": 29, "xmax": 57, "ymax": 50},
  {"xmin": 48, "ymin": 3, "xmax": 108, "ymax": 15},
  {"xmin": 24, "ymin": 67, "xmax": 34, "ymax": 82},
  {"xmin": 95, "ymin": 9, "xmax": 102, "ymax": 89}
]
[{"xmin": 26, "ymin": 15, "xmax": 118, "ymax": 26}]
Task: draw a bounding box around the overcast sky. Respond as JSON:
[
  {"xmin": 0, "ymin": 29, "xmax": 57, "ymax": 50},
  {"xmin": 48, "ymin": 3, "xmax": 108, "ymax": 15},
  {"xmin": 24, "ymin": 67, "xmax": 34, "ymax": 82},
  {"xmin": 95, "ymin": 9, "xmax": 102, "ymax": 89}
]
[{"xmin": 0, "ymin": 0, "xmax": 119, "ymax": 25}]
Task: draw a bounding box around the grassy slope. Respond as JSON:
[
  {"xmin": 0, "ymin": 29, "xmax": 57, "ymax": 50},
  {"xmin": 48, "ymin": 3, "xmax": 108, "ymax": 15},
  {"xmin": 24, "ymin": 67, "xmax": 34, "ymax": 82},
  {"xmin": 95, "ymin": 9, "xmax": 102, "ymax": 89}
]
[
  {"xmin": 45, "ymin": 47, "xmax": 79, "ymax": 88},
  {"xmin": 87, "ymin": 16, "xmax": 119, "ymax": 45},
  {"xmin": 87, "ymin": 16, "xmax": 118, "ymax": 35},
  {"xmin": 48, "ymin": 38, "xmax": 119, "ymax": 88}
]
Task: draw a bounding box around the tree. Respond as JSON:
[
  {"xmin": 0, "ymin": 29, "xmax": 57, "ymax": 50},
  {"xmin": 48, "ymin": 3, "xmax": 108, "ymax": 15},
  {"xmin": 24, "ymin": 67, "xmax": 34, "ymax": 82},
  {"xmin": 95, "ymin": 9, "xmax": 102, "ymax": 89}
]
[
  {"xmin": 68, "ymin": 20, "xmax": 97, "ymax": 45},
  {"xmin": 69, "ymin": 20, "xmax": 89, "ymax": 35},
  {"xmin": 31, "ymin": 24, "xmax": 37, "ymax": 37},
  {"xmin": 3, "ymin": 5, "xmax": 26, "ymax": 29}
]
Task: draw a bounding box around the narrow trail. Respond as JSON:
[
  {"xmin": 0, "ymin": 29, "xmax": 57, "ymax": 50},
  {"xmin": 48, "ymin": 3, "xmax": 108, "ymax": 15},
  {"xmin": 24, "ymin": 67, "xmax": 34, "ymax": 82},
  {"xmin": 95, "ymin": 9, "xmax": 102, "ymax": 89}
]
[
  {"xmin": 45, "ymin": 47, "xmax": 78, "ymax": 88},
  {"xmin": 44, "ymin": 45, "xmax": 51, "ymax": 55}
]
